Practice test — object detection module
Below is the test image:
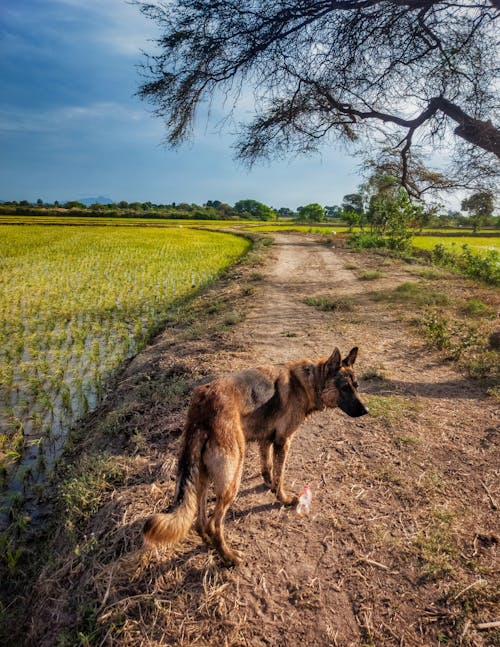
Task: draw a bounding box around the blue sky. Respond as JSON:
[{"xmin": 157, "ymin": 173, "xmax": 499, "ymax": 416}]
[{"xmin": 0, "ymin": 0, "xmax": 363, "ymax": 208}]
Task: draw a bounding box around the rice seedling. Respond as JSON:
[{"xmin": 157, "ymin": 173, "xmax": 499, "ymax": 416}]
[{"xmin": 0, "ymin": 224, "xmax": 249, "ymax": 520}]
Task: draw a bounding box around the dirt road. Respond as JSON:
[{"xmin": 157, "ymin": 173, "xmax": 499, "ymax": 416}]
[{"xmin": 27, "ymin": 233, "xmax": 499, "ymax": 646}]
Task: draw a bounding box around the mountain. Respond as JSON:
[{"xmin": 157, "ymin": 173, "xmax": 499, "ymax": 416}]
[{"xmin": 78, "ymin": 196, "xmax": 115, "ymax": 206}]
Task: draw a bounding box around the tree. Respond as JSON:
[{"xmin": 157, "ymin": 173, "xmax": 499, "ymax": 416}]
[
  {"xmin": 277, "ymin": 207, "xmax": 295, "ymax": 219},
  {"xmin": 461, "ymin": 191, "xmax": 495, "ymax": 231},
  {"xmin": 65, "ymin": 201, "xmax": 86, "ymax": 209},
  {"xmin": 137, "ymin": 1, "xmax": 499, "ymax": 194},
  {"xmin": 234, "ymin": 199, "xmax": 275, "ymax": 220},
  {"xmin": 324, "ymin": 205, "xmax": 341, "ymax": 219},
  {"xmin": 361, "ymin": 170, "xmax": 422, "ymax": 250},
  {"xmin": 297, "ymin": 203, "xmax": 326, "ymax": 222}
]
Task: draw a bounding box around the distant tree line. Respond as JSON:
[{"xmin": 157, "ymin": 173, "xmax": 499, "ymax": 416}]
[
  {"xmin": 0, "ymin": 198, "xmax": 278, "ymax": 221},
  {"xmin": 1, "ymin": 193, "xmax": 497, "ymax": 230}
]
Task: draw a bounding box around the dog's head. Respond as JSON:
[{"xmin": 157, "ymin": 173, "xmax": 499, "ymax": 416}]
[{"xmin": 320, "ymin": 347, "xmax": 368, "ymax": 417}]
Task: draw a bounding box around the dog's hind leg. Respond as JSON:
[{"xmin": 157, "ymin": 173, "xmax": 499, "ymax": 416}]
[
  {"xmin": 259, "ymin": 440, "xmax": 273, "ymax": 489},
  {"xmin": 206, "ymin": 444, "xmax": 244, "ymax": 566},
  {"xmin": 195, "ymin": 466, "xmax": 212, "ymax": 546},
  {"xmin": 272, "ymin": 438, "xmax": 299, "ymax": 506}
]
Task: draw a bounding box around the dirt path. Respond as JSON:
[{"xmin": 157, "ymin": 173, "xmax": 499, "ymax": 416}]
[{"xmin": 26, "ymin": 233, "xmax": 498, "ymax": 647}]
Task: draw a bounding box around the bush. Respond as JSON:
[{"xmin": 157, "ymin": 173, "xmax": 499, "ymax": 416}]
[
  {"xmin": 431, "ymin": 243, "xmax": 499, "ymax": 285},
  {"xmin": 347, "ymin": 232, "xmax": 387, "ymax": 249}
]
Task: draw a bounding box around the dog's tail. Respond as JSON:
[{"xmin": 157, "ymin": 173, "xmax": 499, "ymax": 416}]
[{"xmin": 143, "ymin": 423, "xmax": 206, "ymax": 547}]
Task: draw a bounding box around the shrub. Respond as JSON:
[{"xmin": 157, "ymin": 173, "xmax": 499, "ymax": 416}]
[{"xmin": 431, "ymin": 243, "xmax": 499, "ymax": 285}]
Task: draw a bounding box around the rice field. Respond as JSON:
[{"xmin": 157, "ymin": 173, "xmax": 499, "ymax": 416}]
[
  {"xmin": 0, "ymin": 225, "xmax": 249, "ymax": 519},
  {"xmin": 411, "ymin": 235, "xmax": 500, "ymax": 253}
]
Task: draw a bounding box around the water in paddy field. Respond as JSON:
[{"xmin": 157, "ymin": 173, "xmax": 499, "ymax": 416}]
[{"xmin": 0, "ymin": 332, "xmax": 134, "ymax": 532}]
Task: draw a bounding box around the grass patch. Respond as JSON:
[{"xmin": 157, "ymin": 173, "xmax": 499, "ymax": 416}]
[
  {"xmin": 358, "ymin": 270, "xmax": 384, "ymax": 281},
  {"xmin": 412, "ymin": 507, "xmax": 460, "ymax": 581},
  {"xmin": 487, "ymin": 385, "xmax": 500, "ymax": 401},
  {"xmin": 304, "ymin": 295, "xmax": 353, "ymax": 312},
  {"xmin": 408, "ymin": 266, "xmax": 449, "ymax": 280},
  {"xmin": 462, "ymin": 298, "xmax": 495, "ymax": 318},
  {"xmin": 58, "ymin": 454, "xmax": 128, "ymax": 540},
  {"xmin": 382, "ymin": 281, "xmax": 450, "ymax": 307},
  {"xmin": 364, "ymin": 394, "xmax": 420, "ymax": 428},
  {"xmin": 360, "ymin": 367, "xmax": 387, "ymax": 381},
  {"xmin": 393, "ymin": 434, "xmax": 419, "ymax": 448}
]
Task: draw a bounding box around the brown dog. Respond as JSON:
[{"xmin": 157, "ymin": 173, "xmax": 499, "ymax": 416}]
[{"xmin": 143, "ymin": 347, "xmax": 367, "ymax": 565}]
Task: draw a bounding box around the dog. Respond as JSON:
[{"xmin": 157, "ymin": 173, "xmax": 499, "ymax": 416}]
[{"xmin": 143, "ymin": 346, "xmax": 368, "ymax": 565}]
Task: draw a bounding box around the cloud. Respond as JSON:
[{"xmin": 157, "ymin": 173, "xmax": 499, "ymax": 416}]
[
  {"xmin": 0, "ymin": 102, "xmax": 146, "ymax": 134},
  {"xmin": 49, "ymin": 0, "xmax": 158, "ymax": 56}
]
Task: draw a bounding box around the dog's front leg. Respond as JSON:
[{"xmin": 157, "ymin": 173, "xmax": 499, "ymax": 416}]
[
  {"xmin": 259, "ymin": 440, "xmax": 273, "ymax": 489},
  {"xmin": 272, "ymin": 438, "xmax": 298, "ymax": 506}
]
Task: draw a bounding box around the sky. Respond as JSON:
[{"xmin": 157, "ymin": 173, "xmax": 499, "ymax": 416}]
[{"xmin": 0, "ymin": 0, "xmax": 363, "ymax": 209}]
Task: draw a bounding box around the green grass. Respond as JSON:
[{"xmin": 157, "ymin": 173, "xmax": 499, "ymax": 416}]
[
  {"xmin": 304, "ymin": 295, "xmax": 353, "ymax": 311},
  {"xmin": 375, "ymin": 281, "xmax": 450, "ymax": 307},
  {"xmin": 358, "ymin": 269, "xmax": 384, "ymax": 280}
]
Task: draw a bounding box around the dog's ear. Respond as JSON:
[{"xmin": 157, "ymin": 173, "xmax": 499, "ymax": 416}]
[
  {"xmin": 342, "ymin": 346, "xmax": 358, "ymax": 367},
  {"xmin": 326, "ymin": 347, "xmax": 342, "ymax": 375}
]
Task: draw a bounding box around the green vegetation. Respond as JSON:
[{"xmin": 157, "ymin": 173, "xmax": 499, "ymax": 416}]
[
  {"xmin": 412, "ymin": 237, "xmax": 500, "ymax": 253},
  {"xmin": 429, "ymin": 243, "xmax": 499, "ymax": 285},
  {"xmin": 303, "ymin": 295, "xmax": 353, "ymax": 311},
  {"xmin": 0, "ymin": 225, "xmax": 249, "ymax": 507},
  {"xmin": 358, "ymin": 269, "xmax": 384, "ymax": 281}
]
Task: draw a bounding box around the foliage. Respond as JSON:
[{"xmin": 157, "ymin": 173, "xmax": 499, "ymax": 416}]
[
  {"xmin": 234, "ymin": 199, "xmax": 275, "ymax": 221},
  {"xmin": 297, "ymin": 203, "xmax": 326, "ymax": 222},
  {"xmin": 136, "ymin": 0, "xmax": 500, "ymax": 192},
  {"xmin": 461, "ymin": 191, "xmax": 495, "ymax": 232},
  {"xmin": 431, "ymin": 243, "xmax": 499, "ymax": 285},
  {"xmin": 346, "ymin": 172, "xmax": 419, "ymax": 251}
]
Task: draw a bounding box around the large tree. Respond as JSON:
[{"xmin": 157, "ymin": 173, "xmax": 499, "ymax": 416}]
[{"xmin": 136, "ymin": 1, "xmax": 499, "ymax": 195}]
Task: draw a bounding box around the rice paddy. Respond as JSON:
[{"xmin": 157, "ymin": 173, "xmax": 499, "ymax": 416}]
[
  {"xmin": 0, "ymin": 225, "xmax": 249, "ymax": 522},
  {"xmin": 411, "ymin": 235, "xmax": 500, "ymax": 253}
]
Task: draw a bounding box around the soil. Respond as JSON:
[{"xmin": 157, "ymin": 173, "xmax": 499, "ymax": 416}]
[{"xmin": 21, "ymin": 233, "xmax": 499, "ymax": 646}]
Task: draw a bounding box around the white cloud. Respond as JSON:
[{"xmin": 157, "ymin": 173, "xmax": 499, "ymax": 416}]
[
  {"xmin": 49, "ymin": 0, "xmax": 158, "ymax": 56},
  {"xmin": 0, "ymin": 102, "xmax": 147, "ymax": 134}
]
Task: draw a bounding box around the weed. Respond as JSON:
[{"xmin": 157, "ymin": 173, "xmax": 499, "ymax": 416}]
[
  {"xmin": 462, "ymin": 298, "xmax": 494, "ymax": 318},
  {"xmin": 408, "ymin": 266, "xmax": 448, "ymax": 280},
  {"xmin": 364, "ymin": 394, "xmax": 419, "ymax": 428},
  {"xmin": 361, "ymin": 367, "xmax": 386, "ymax": 381},
  {"xmin": 487, "ymin": 385, "xmax": 500, "ymax": 400},
  {"xmin": 465, "ymin": 350, "xmax": 500, "ymax": 379},
  {"xmin": 374, "ymin": 467, "xmax": 404, "ymax": 486},
  {"xmin": 241, "ymin": 284, "xmax": 256, "ymax": 296},
  {"xmin": 358, "ymin": 270, "xmax": 384, "ymax": 280},
  {"xmin": 223, "ymin": 310, "xmax": 244, "ymax": 326},
  {"xmin": 394, "ymin": 434, "xmax": 419, "ymax": 448},
  {"xmin": 206, "ymin": 300, "xmax": 223, "ymax": 314},
  {"xmin": 304, "ymin": 295, "xmax": 353, "ymax": 312},
  {"xmin": 412, "ymin": 508, "xmax": 459, "ymax": 581},
  {"xmin": 419, "ymin": 312, "xmax": 483, "ymax": 361},
  {"xmin": 431, "ymin": 243, "xmax": 500, "ymax": 285},
  {"xmin": 58, "ymin": 454, "xmax": 127, "ymax": 537},
  {"xmin": 379, "ymin": 281, "xmax": 450, "ymax": 307}
]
